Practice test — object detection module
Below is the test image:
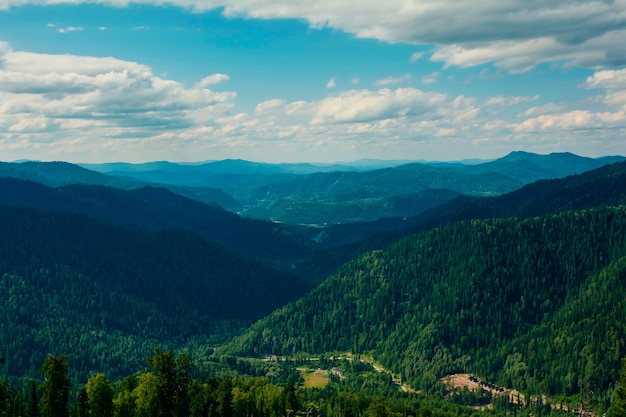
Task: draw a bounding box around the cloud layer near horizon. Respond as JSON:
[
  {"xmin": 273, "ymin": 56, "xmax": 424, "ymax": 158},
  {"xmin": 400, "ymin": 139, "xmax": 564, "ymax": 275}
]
[{"xmin": 1, "ymin": 37, "xmax": 626, "ymax": 162}]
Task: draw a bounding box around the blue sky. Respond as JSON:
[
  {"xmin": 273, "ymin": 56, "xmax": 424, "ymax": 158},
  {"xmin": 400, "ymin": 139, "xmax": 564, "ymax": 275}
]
[{"xmin": 1, "ymin": 1, "xmax": 626, "ymax": 163}]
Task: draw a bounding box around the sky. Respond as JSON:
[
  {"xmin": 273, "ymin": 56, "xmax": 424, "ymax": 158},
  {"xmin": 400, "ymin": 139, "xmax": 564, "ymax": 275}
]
[{"xmin": 1, "ymin": 1, "xmax": 626, "ymax": 163}]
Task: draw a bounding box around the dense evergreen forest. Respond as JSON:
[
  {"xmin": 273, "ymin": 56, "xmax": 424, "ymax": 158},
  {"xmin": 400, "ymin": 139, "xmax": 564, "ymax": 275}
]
[
  {"xmin": 0, "ymin": 205, "xmax": 307, "ymax": 381},
  {"xmin": 225, "ymin": 206, "xmax": 626, "ymax": 410}
]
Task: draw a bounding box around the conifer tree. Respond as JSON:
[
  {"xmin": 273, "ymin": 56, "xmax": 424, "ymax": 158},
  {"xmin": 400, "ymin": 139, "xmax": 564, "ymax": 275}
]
[{"xmin": 40, "ymin": 353, "xmax": 70, "ymax": 417}]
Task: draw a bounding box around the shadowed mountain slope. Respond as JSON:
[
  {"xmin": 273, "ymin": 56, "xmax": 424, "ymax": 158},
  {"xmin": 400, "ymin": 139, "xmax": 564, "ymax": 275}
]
[
  {"xmin": 0, "ymin": 178, "xmax": 314, "ymax": 263},
  {"xmin": 0, "ymin": 204, "xmax": 308, "ymax": 381}
]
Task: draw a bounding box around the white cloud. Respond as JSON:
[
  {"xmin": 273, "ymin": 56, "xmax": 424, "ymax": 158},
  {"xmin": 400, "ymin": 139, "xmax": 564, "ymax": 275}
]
[
  {"xmin": 310, "ymin": 87, "xmax": 447, "ymax": 124},
  {"xmin": 431, "ymin": 29, "xmax": 626, "ymax": 71},
  {"xmin": 197, "ymin": 73, "xmax": 230, "ymax": 87},
  {"xmin": 519, "ymin": 103, "xmax": 567, "ymax": 117},
  {"xmin": 374, "ymin": 74, "xmax": 410, "ymax": 86},
  {"xmin": 326, "ymin": 77, "xmax": 336, "ymax": 88},
  {"xmin": 583, "ymin": 68, "xmax": 626, "ymax": 107},
  {"xmin": 0, "ymin": 42, "xmax": 237, "ymax": 158},
  {"xmin": 57, "ymin": 26, "xmax": 83, "ymax": 33},
  {"xmin": 585, "ymin": 68, "xmax": 626, "ymax": 90},
  {"xmin": 410, "ymin": 51, "xmax": 424, "ymax": 63},
  {"xmin": 485, "ymin": 95, "xmax": 538, "ymax": 107},
  {"xmin": 254, "ymin": 98, "xmax": 285, "ymax": 113},
  {"xmin": 511, "ymin": 110, "xmax": 626, "ymax": 133},
  {"xmin": 8, "ymin": 114, "xmax": 51, "ymax": 133}
]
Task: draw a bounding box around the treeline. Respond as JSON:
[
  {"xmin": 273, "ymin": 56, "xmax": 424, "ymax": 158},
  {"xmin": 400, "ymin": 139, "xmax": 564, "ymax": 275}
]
[
  {"xmin": 7, "ymin": 349, "xmax": 619, "ymax": 417},
  {"xmin": 225, "ymin": 207, "xmax": 626, "ymax": 406}
]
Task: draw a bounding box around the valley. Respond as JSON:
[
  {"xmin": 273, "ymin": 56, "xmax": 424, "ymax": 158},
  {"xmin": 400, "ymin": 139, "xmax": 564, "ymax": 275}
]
[{"xmin": 0, "ymin": 151, "xmax": 625, "ymax": 417}]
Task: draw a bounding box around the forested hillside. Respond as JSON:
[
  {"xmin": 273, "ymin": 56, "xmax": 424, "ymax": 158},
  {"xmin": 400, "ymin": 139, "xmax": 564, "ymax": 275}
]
[
  {"xmin": 225, "ymin": 206, "xmax": 626, "ymax": 406},
  {"xmin": 234, "ymin": 164, "xmax": 520, "ymax": 224},
  {"xmin": 0, "ymin": 205, "xmax": 307, "ymax": 381},
  {"xmin": 0, "ymin": 178, "xmax": 314, "ymax": 263},
  {"xmin": 293, "ymin": 161, "xmax": 626, "ymax": 286}
]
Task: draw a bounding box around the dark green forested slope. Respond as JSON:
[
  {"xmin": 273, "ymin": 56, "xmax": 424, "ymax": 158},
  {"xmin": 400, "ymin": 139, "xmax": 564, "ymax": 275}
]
[
  {"xmin": 0, "ymin": 205, "xmax": 307, "ymax": 381},
  {"xmin": 410, "ymin": 160, "xmax": 626, "ymax": 227},
  {"xmin": 225, "ymin": 207, "xmax": 626, "ymax": 401},
  {"xmin": 0, "ymin": 178, "xmax": 314, "ymax": 263},
  {"xmin": 297, "ymin": 161, "xmax": 626, "ymax": 285}
]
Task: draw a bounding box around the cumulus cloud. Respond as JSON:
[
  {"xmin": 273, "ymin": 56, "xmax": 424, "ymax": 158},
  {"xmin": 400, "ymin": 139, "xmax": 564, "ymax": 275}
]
[
  {"xmin": 2, "ymin": 1, "xmax": 625, "ymax": 70},
  {"xmin": 0, "ymin": 42, "xmax": 237, "ymax": 158},
  {"xmin": 511, "ymin": 110, "xmax": 626, "ymax": 133},
  {"xmin": 511, "ymin": 67, "xmax": 626, "ymax": 136},
  {"xmin": 197, "ymin": 73, "xmax": 230, "ymax": 87},
  {"xmin": 374, "ymin": 74, "xmax": 410, "ymax": 86},
  {"xmin": 310, "ymin": 87, "xmax": 447, "ymax": 124},
  {"xmin": 585, "ymin": 68, "xmax": 626, "ymax": 90},
  {"xmin": 326, "ymin": 77, "xmax": 336, "ymax": 88},
  {"xmin": 584, "ymin": 68, "xmax": 626, "ymax": 107},
  {"xmin": 254, "ymin": 98, "xmax": 286, "ymax": 113}
]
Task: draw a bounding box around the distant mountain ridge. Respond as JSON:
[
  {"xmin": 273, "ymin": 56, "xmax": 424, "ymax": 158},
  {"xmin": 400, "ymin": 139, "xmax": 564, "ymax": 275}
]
[
  {"xmin": 80, "ymin": 151, "xmax": 624, "ymax": 187},
  {"xmin": 5, "ymin": 152, "xmax": 625, "ymax": 226},
  {"xmin": 0, "ymin": 160, "xmax": 239, "ymax": 209},
  {"xmin": 452, "ymin": 150, "xmax": 626, "ymax": 183}
]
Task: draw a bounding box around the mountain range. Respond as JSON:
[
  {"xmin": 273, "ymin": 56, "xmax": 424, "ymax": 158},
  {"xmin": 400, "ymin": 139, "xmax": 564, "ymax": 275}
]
[
  {"xmin": 80, "ymin": 151, "xmax": 626, "ymax": 225},
  {"xmin": 1, "ymin": 151, "xmax": 625, "ymax": 411}
]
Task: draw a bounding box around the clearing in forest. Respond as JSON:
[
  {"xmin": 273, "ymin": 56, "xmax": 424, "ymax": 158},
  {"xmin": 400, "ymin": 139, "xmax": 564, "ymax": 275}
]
[{"xmin": 301, "ymin": 368, "xmax": 330, "ymax": 388}]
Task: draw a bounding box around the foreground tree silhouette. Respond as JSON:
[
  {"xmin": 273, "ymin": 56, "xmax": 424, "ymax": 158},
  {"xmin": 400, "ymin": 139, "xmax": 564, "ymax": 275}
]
[
  {"xmin": 28, "ymin": 380, "xmax": 40, "ymax": 417},
  {"xmin": 40, "ymin": 353, "xmax": 70, "ymax": 417},
  {"xmin": 145, "ymin": 348, "xmax": 192, "ymax": 417}
]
